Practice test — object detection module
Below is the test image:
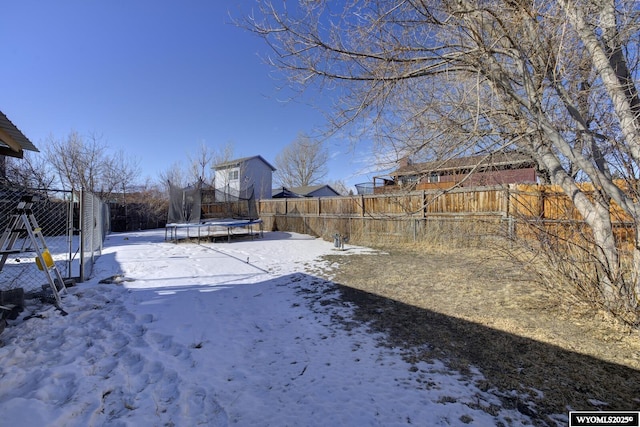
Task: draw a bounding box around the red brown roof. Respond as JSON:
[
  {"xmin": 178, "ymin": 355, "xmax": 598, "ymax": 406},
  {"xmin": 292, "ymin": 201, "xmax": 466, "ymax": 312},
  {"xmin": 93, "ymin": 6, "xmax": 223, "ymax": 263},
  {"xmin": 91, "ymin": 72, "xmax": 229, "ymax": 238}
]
[{"xmin": 395, "ymin": 152, "xmax": 535, "ymax": 176}]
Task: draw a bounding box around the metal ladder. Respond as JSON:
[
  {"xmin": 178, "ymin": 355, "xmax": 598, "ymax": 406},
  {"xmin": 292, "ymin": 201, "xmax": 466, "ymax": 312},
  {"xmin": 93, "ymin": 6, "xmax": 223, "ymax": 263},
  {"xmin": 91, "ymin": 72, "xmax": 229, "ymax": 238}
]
[{"xmin": 0, "ymin": 195, "xmax": 67, "ymax": 309}]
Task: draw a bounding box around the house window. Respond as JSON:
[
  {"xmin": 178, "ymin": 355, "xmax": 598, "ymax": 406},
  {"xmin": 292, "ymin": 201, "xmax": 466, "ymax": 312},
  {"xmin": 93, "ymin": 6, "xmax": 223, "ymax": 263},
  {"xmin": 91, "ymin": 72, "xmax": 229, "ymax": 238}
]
[
  {"xmin": 228, "ymin": 170, "xmax": 239, "ymax": 181},
  {"xmin": 428, "ymin": 173, "xmax": 439, "ymax": 183},
  {"xmin": 400, "ymin": 175, "xmax": 419, "ymax": 185}
]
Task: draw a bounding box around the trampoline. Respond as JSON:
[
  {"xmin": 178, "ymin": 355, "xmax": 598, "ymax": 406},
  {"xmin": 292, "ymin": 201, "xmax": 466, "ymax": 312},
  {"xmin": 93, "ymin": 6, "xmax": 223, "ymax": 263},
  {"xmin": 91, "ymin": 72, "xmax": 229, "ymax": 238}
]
[{"xmin": 165, "ymin": 218, "xmax": 263, "ymax": 243}]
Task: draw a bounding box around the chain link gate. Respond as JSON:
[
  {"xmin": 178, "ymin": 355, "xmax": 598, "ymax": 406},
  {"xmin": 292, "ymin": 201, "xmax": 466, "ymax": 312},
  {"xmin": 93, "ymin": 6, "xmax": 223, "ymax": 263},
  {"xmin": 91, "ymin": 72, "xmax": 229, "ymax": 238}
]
[
  {"xmin": 0, "ymin": 187, "xmax": 75, "ymax": 295},
  {"xmin": 0, "ymin": 185, "xmax": 110, "ymax": 296},
  {"xmin": 79, "ymin": 189, "xmax": 110, "ymax": 282}
]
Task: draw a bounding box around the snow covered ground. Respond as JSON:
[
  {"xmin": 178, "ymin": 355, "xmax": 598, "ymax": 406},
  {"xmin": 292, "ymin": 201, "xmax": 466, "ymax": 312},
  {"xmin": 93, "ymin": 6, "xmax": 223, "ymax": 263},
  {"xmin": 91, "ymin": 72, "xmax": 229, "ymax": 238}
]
[{"xmin": 0, "ymin": 229, "xmax": 535, "ymax": 426}]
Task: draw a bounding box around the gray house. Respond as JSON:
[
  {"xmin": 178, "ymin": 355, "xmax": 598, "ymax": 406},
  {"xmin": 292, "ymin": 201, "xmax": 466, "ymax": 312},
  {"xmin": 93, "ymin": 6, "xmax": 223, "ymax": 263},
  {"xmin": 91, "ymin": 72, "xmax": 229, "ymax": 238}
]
[{"xmin": 213, "ymin": 155, "xmax": 276, "ymax": 200}]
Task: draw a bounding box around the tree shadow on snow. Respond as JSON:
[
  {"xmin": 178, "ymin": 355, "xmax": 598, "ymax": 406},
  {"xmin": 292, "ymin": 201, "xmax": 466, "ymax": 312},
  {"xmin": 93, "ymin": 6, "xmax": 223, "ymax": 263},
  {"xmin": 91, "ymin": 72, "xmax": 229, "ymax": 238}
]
[{"xmin": 314, "ymin": 281, "xmax": 640, "ymax": 426}]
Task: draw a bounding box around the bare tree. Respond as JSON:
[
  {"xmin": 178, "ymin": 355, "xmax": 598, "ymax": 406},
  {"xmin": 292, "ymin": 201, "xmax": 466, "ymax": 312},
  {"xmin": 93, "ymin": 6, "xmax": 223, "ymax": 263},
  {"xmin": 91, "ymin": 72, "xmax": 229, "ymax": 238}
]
[
  {"xmin": 4, "ymin": 152, "xmax": 56, "ymax": 189},
  {"xmin": 159, "ymin": 161, "xmax": 188, "ymax": 190},
  {"xmin": 46, "ymin": 131, "xmax": 100, "ymax": 192},
  {"xmin": 161, "ymin": 141, "xmax": 235, "ymax": 191},
  {"xmin": 329, "ymin": 179, "xmax": 349, "ymax": 196},
  {"xmin": 210, "ymin": 141, "xmax": 236, "ymax": 189},
  {"xmin": 212, "ymin": 142, "xmax": 235, "ymax": 166},
  {"xmin": 123, "ymin": 179, "xmax": 168, "ymax": 230},
  {"xmin": 246, "ymin": 1, "xmax": 640, "ymax": 313},
  {"xmin": 274, "ymin": 133, "xmax": 329, "ymax": 188},
  {"xmin": 46, "ymin": 131, "xmax": 140, "ymax": 199},
  {"xmin": 188, "ymin": 142, "xmax": 215, "ymax": 186},
  {"xmin": 103, "ymin": 149, "xmax": 141, "ymax": 204}
]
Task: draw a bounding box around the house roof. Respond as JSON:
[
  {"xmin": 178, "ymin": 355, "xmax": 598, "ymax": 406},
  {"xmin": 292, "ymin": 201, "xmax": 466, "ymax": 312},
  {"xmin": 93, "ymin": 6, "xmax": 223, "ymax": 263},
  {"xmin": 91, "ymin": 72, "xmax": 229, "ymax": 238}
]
[
  {"xmin": 0, "ymin": 110, "xmax": 39, "ymax": 158},
  {"xmin": 294, "ymin": 185, "xmax": 339, "ymax": 196},
  {"xmin": 214, "ymin": 155, "xmax": 276, "ymax": 171},
  {"xmin": 272, "ymin": 187, "xmax": 301, "ymax": 198},
  {"xmin": 272, "ymin": 185, "xmax": 340, "ymax": 198},
  {"xmin": 395, "ymin": 152, "xmax": 535, "ymax": 176}
]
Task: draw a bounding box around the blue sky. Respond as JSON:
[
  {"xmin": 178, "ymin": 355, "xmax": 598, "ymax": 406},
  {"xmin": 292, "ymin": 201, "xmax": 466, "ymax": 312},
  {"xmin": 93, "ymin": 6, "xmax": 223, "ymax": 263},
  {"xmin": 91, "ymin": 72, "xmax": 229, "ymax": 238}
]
[{"xmin": 1, "ymin": 1, "xmax": 379, "ymax": 190}]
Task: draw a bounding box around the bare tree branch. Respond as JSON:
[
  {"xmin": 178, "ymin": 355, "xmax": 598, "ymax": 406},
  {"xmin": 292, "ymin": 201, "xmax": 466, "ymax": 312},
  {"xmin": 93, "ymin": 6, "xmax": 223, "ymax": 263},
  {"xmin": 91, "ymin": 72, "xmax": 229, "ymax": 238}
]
[
  {"xmin": 245, "ymin": 0, "xmax": 640, "ymax": 308},
  {"xmin": 274, "ymin": 133, "xmax": 329, "ymax": 187}
]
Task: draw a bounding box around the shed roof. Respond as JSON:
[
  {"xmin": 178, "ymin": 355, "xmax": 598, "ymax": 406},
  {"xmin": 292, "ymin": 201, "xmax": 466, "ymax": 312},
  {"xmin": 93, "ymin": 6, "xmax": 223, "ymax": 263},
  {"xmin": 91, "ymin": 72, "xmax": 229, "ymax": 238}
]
[
  {"xmin": 0, "ymin": 110, "xmax": 38, "ymax": 158},
  {"xmin": 214, "ymin": 155, "xmax": 276, "ymax": 171}
]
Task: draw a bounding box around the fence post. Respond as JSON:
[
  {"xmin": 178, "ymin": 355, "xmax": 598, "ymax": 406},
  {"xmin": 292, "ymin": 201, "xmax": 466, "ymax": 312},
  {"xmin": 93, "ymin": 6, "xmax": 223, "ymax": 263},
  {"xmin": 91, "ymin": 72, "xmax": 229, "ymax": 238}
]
[
  {"xmin": 423, "ymin": 190, "xmax": 427, "ymax": 218},
  {"xmin": 79, "ymin": 189, "xmax": 86, "ymax": 282},
  {"xmin": 66, "ymin": 197, "xmax": 74, "ymax": 278},
  {"xmin": 504, "ymin": 185, "xmax": 511, "ymax": 218},
  {"xmin": 540, "ymin": 185, "xmax": 546, "ymax": 219}
]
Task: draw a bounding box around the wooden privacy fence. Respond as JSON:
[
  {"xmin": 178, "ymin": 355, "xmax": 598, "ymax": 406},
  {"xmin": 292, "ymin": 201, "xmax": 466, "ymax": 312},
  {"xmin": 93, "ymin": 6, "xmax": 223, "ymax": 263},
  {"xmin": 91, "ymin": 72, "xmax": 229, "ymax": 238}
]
[{"xmin": 257, "ymin": 184, "xmax": 636, "ymax": 246}]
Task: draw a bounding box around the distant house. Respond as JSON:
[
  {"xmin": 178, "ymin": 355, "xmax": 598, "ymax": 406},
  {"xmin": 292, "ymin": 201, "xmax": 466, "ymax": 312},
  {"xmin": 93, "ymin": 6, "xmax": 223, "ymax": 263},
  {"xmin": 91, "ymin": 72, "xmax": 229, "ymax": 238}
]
[
  {"xmin": 213, "ymin": 155, "xmax": 276, "ymax": 200},
  {"xmin": 0, "ymin": 110, "xmax": 39, "ymax": 180},
  {"xmin": 375, "ymin": 152, "xmax": 537, "ymax": 193},
  {"xmin": 272, "ymin": 184, "xmax": 340, "ymax": 198}
]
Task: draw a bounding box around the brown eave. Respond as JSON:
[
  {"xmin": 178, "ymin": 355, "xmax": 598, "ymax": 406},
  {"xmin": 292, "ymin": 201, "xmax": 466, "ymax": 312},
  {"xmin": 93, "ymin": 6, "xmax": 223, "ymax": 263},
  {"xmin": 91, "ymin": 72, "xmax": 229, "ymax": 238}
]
[{"xmin": 0, "ymin": 110, "xmax": 38, "ymax": 158}]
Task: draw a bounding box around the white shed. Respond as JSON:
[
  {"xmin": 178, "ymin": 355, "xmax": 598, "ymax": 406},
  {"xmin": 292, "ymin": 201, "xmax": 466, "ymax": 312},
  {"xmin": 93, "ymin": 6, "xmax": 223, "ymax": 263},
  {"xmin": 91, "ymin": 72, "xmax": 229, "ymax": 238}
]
[{"xmin": 213, "ymin": 155, "xmax": 276, "ymax": 200}]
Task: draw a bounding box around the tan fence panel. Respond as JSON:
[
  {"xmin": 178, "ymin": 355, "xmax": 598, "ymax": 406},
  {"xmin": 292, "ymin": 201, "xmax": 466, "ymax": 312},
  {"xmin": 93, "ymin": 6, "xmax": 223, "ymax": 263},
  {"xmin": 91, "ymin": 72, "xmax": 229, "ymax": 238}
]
[
  {"xmin": 319, "ymin": 196, "xmax": 362, "ymax": 216},
  {"xmin": 424, "ymin": 187, "xmax": 505, "ymax": 214},
  {"xmin": 202, "ymin": 201, "xmax": 250, "ymax": 218},
  {"xmin": 542, "ymin": 189, "xmax": 582, "ymax": 220},
  {"xmin": 509, "ymin": 184, "xmax": 542, "ymax": 218},
  {"xmin": 260, "ymin": 186, "xmax": 639, "ymax": 221},
  {"xmin": 362, "ymin": 193, "xmax": 424, "ymax": 217},
  {"xmin": 258, "ymin": 199, "xmax": 283, "ymax": 215},
  {"xmin": 257, "ymin": 183, "xmax": 637, "ymax": 247},
  {"xmin": 292, "ymin": 198, "xmax": 318, "ymax": 215}
]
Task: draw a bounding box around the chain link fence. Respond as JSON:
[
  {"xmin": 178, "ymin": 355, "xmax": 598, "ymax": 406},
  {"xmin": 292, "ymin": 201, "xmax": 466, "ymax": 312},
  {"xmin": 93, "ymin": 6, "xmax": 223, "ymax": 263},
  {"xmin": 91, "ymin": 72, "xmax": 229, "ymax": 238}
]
[
  {"xmin": 0, "ymin": 185, "xmax": 109, "ymax": 295},
  {"xmin": 79, "ymin": 189, "xmax": 110, "ymax": 281}
]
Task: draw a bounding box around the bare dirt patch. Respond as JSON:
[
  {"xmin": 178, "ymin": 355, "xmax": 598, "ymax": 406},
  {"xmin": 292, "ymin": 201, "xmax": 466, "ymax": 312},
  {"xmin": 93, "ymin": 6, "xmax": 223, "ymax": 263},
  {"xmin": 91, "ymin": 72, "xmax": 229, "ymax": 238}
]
[{"xmin": 313, "ymin": 245, "xmax": 640, "ymax": 425}]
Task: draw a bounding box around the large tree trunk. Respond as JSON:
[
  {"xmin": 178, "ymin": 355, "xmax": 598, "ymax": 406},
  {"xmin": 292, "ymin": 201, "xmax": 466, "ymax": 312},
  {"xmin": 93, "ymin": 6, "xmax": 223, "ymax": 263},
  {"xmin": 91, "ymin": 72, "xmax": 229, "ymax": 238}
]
[
  {"xmin": 535, "ymin": 143, "xmax": 620, "ymax": 305},
  {"xmin": 560, "ymin": 0, "xmax": 640, "ymax": 307},
  {"xmin": 588, "ymin": 197, "xmax": 619, "ymax": 305},
  {"xmin": 633, "ymin": 224, "xmax": 640, "ymax": 306}
]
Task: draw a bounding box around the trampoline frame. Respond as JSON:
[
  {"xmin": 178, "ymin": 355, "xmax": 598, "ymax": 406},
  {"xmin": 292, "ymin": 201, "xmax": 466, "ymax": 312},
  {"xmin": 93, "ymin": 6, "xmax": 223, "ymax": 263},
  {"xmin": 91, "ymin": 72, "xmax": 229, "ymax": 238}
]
[{"xmin": 165, "ymin": 218, "xmax": 263, "ymax": 243}]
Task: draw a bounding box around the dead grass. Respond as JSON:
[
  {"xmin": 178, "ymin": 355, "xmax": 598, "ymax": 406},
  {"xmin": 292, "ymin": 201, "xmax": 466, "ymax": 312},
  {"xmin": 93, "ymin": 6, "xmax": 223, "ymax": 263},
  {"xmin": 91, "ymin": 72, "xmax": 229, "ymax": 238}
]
[{"xmin": 312, "ymin": 243, "xmax": 640, "ymax": 425}]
